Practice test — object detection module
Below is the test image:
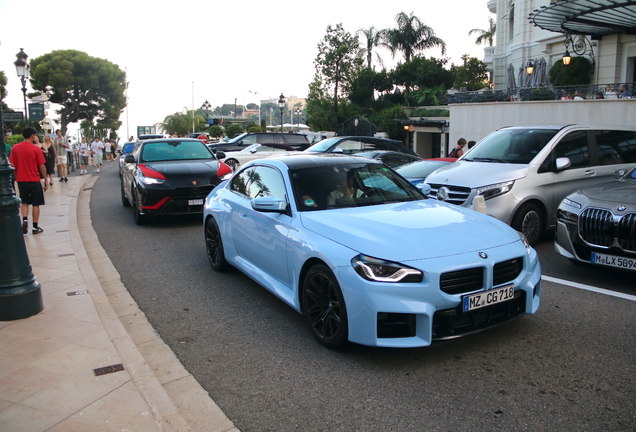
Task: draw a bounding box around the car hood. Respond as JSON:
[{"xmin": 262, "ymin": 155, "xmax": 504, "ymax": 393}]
[
  {"xmin": 300, "ymin": 200, "xmax": 520, "ymax": 261},
  {"xmin": 581, "ymin": 179, "xmax": 636, "ymax": 204},
  {"xmin": 425, "ymin": 161, "xmax": 529, "ymax": 187}
]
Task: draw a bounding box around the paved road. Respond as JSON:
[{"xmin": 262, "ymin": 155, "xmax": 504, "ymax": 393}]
[{"xmin": 91, "ymin": 162, "xmax": 636, "ymax": 431}]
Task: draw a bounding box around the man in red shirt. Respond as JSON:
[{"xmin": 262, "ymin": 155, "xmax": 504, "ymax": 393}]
[{"xmin": 9, "ymin": 127, "xmax": 48, "ymax": 234}]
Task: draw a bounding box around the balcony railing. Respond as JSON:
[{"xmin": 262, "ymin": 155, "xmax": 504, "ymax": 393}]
[{"xmin": 442, "ymin": 83, "xmax": 634, "ymax": 105}]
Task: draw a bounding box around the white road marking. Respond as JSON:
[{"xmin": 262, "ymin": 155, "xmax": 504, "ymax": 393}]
[{"xmin": 542, "ymin": 275, "xmax": 636, "ymax": 302}]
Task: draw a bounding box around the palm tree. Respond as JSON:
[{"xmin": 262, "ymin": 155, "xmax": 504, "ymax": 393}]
[
  {"xmin": 469, "ymin": 17, "xmax": 496, "ymax": 46},
  {"xmin": 357, "ymin": 26, "xmax": 385, "ymax": 69},
  {"xmin": 384, "ymin": 12, "xmax": 446, "ymax": 63}
]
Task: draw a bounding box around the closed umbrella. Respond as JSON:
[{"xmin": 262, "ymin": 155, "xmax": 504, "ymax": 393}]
[
  {"xmin": 507, "ymin": 64, "xmax": 516, "ymax": 90},
  {"xmin": 535, "ymin": 58, "xmax": 548, "ymax": 86}
]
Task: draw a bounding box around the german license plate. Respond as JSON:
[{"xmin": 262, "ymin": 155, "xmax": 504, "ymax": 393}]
[
  {"xmin": 188, "ymin": 199, "xmax": 204, "ymax": 206},
  {"xmin": 591, "ymin": 252, "xmax": 636, "ymax": 270},
  {"xmin": 462, "ymin": 284, "xmax": 515, "ymax": 312}
]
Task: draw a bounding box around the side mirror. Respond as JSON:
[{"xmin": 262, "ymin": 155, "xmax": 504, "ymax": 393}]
[
  {"xmin": 614, "ymin": 169, "xmax": 626, "ymax": 179},
  {"xmin": 331, "ymin": 148, "xmax": 344, "ymax": 154},
  {"xmin": 124, "ymin": 154, "xmax": 135, "ymax": 163},
  {"xmin": 416, "ymin": 183, "xmax": 432, "ymax": 196},
  {"xmin": 555, "ymin": 157, "xmax": 571, "ymax": 171},
  {"xmin": 215, "ymin": 150, "xmax": 226, "ymax": 160},
  {"xmin": 251, "ymin": 197, "xmax": 287, "ymax": 213}
]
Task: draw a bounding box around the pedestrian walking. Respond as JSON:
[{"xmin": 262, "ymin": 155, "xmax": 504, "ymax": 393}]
[
  {"xmin": 448, "ymin": 138, "xmax": 467, "ymax": 158},
  {"xmin": 53, "ymin": 129, "xmax": 69, "ymax": 182},
  {"xmin": 42, "ymin": 134, "xmax": 57, "ymax": 186},
  {"xmin": 90, "ymin": 137, "xmax": 104, "ymax": 173},
  {"xmin": 67, "ymin": 139, "xmax": 75, "ymax": 172},
  {"xmin": 9, "ymin": 127, "xmax": 48, "ymax": 234},
  {"xmin": 78, "ymin": 137, "xmax": 90, "ymax": 174}
]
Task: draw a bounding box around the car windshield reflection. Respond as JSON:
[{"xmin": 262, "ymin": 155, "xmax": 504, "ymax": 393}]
[
  {"xmin": 463, "ymin": 128, "xmax": 559, "ymax": 164},
  {"xmin": 291, "ymin": 162, "xmax": 425, "ymax": 211},
  {"xmin": 141, "ymin": 141, "xmax": 214, "ymax": 162}
]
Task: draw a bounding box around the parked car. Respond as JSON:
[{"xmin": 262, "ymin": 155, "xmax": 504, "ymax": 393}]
[
  {"xmin": 555, "ymin": 165, "xmax": 636, "ymax": 271},
  {"xmin": 118, "ymin": 142, "xmax": 136, "ymax": 177},
  {"xmin": 121, "ymin": 138, "xmax": 230, "ymax": 224},
  {"xmin": 207, "ymin": 132, "xmax": 310, "ymax": 153},
  {"xmin": 354, "ymin": 150, "xmax": 422, "ymax": 168},
  {"xmin": 305, "ymin": 136, "xmax": 417, "ymax": 156},
  {"xmin": 203, "ymin": 154, "xmax": 541, "ymax": 348},
  {"xmin": 425, "ymin": 125, "xmax": 636, "ymax": 245},
  {"xmin": 138, "ymin": 134, "xmax": 165, "ymax": 140},
  {"xmin": 396, "ymin": 159, "xmax": 453, "ymax": 186},
  {"xmin": 221, "ymin": 143, "xmax": 301, "ymax": 171}
]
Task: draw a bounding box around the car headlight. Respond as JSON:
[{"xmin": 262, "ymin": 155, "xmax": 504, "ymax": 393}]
[
  {"xmin": 476, "ymin": 181, "xmax": 514, "ymax": 200},
  {"xmin": 562, "ymin": 197, "xmax": 581, "ymax": 209},
  {"xmin": 139, "ymin": 174, "xmax": 165, "ymax": 185},
  {"xmin": 518, "ymin": 231, "xmax": 531, "ymax": 252},
  {"xmin": 351, "ymin": 254, "xmax": 423, "ymax": 283}
]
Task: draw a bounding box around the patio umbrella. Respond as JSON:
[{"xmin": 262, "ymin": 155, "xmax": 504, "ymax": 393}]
[
  {"xmin": 535, "ymin": 58, "xmax": 548, "ymax": 86},
  {"xmin": 507, "ymin": 64, "xmax": 516, "ymax": 90},
  {"xmin": 517, "ymin": 65, "xmax": 527, "ymax": 88}
]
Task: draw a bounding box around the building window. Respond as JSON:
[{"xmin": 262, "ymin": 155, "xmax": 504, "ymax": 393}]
[{"xmin": 508, "ymin": 5, "xmax": 515, "ymax": 42}]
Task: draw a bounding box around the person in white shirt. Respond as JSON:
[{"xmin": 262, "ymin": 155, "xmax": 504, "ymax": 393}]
[
  {"xmin": 104, "ymin": 139, "xmax": 113, "ymax": 162},
  {"xmin": 90, "ymin": 137, "xmax": 104, "ymax": 173},
  {"xmin": 78, "ymin": 137, "xmax": 90, "ymax": 174}
]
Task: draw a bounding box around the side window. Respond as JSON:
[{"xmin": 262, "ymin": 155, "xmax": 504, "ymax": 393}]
[
  {"xmin": 367, "ymin": 141, "xmax": 391, "ymax": 151},
  {"xmin": 335, "ymin": 140, "xmax": 364, "ymax": 154},
  {"xmin": 554, "ymin": 131, "xmax": 590, "ymax": 169},
  {"xmin": 230, "ymin": 166, "xmax": 287, "ymax": 200},
  {"xmin": 593, "ymin": 130, "xmax": 636, "ymax": 165},
  {"xmin": 241, "ymin": 135, "xmax": 258, "ymax": 145},
  {"xmin": 257, "ymin": 134, "xmax": 277, "ymax": 144}
]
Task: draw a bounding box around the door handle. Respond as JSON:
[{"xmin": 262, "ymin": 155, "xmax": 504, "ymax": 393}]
[{"xmin": 584, "ymin": 170, "xmax": 596, "ymax": 176}]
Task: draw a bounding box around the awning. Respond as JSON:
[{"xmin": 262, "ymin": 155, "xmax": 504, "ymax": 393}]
[{"xmin": 529, "ymin": 0, "xmax": 636, "ymax": 37}]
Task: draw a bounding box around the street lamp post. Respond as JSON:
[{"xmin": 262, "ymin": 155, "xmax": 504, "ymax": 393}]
[
  {"xmin": 14, "ymin": 49, "xmax": 29, "ymax": 126},
  {"xmin": 278, "ymin": 93, "xmax": 285, "ymax": 132},
  {"xmin": 201, "ymin": 100, "xmax": 211, "ymax": 128},
  {"xmin": 0, "ymin": 111, "xmax": 44, "ymax": 321},
  {"xmin": 295, "ymin": 108, "xmax": 302, "ymax": 130}
]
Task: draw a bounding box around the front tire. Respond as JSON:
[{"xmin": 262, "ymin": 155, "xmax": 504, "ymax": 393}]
[
  {"xmin": 133, "ymin": 192, "xmax": 148, "ymax": 225},
  {"xmin": 121, "ymin": 183, "xmax": 131, "ymax": 207},
  {"xmin": 302, "ymin": 264, "xmax": 348, "ymax": 349},
  {"xmin": 226, "ymin": 159, "xmax": 240, "ymax": 171},
  {"xmin": 512, "ymin": 203, "xmax": 543, "ymax": 246},
  {"xmin": 205, "ymin": 217, "xmax": 229, "ymax": 271}
]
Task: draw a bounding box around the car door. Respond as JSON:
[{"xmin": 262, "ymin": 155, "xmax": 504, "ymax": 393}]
[
  {"xmin": 590, "ymin": 129, "xmax": 636, "ymax": 177},
  {"xmin": 228, "ymin": 165, "xmax": 293, "ymax": 285}
]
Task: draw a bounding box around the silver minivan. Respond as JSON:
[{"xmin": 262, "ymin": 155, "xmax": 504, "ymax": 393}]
[{"xmin": 425, "ymin": 125, "xmax": 636, "ymax": 245}]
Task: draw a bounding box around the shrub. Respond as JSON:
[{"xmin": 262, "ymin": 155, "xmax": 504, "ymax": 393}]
[
  {"xmin": 529, "ymin": 88, "xmax": 556, "ymax": 101},
  {"xmin": 549, "ymin": 57, "xmax": 591, "ymax": 86}
]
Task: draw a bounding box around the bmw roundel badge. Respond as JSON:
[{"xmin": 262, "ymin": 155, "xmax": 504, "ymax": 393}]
[
  {"xmin": 478, "ymin": 252, "xmax": 488, "ymax": 259},
  {"xmin": 617, "ymin": 205, "xmax": 626, "ymax": 212}
]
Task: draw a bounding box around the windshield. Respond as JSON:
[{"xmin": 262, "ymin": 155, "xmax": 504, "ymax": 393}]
[
  {"xmin": 290, "ymin": 162, "xmax": 425, "ymax": 211},
  {"xmin": 140, "ymin": 141, "xmax": 214, "ymax": 162},
  {"xmin": 463, "ymin": 128, "xmax": 559, "ymax": 164},
  {"xmin": 304, "ymin": 137, "xmax": 341, "ymax": 153},
  {"xmin": 397, "ymin": 160, "xmax": 449, "ymax": 178},
  {"xmin": 226, "ymin": 133, "xmax": 248, "ymax": 144}
]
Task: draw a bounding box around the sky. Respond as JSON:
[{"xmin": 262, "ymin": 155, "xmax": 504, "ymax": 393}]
[{"xmin": 0, "ymin": 0, "xmax": 493, "ymax": 140}]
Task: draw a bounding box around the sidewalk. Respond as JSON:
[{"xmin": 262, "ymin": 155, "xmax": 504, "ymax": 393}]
[{"xmin": 0, "ymin": 172, "xmax": 238, "ymax": 432}]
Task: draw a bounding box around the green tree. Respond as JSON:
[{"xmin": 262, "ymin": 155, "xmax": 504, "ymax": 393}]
[
  {"xmin": 314, "ymin": 23, "xmax": 363, "ymax": 128},
  {"xmin": 384, "ymin": 12, "xmax": 446, "ymax": 63},
  {"xmin": 548, "ymin": 57, "xmax": 591, "ymax": 86},
  {"xmin": 225, "ymin": 124, "xmax": 243, "ymax": 138},
  {"xmin": 29, "ymin": 50, "xmax": 126, "ymax": 135},
  {"xmin": 357, "ymin": 26, "xmax": 386, "ymax": 70},
  {"xmin": 469, "ymin": 17, "xmax": 496, "ymax": 46},
  {"xmin": 306, "ymin": 74, "xmax": 337, "ymax": 131},
  {"xmin": 209, "ymin": 124, "xmax": 224, "ymax": 138},
  {"xmin": 391, "ymin": 56, "xmax": 454, "ymax": 104},
  {"xmin": 161, "ymin": 110, "xmax": 206, "ymax": 136},
  {"xmin": 452, "ymin": 55, "xmax": 488, "ymax": 91},
  {"xmin": 0, "ymin": 70, "xmax": 8, "ymax": 111}
]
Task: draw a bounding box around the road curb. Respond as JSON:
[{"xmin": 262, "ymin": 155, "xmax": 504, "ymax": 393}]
[{"xmin": 74, "ymin": 174, "xmax": 239, "ymax": 432}]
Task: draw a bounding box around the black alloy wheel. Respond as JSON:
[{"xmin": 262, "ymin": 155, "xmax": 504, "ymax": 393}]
[
  {"xmin": 302, "ymin": 264, "xmax": 348, "ymax": 349},
  {"xmin": 512, "ymin": 202, "xmax": 543, "ymax": 246},
  {"xmin": 225, "ymin": 159, "xmax": 240, "ymax": 171},
  {"xmin": 205, "ymin": 217, "xmax": 229, "ymax": 271},
  {"xmin": 133, "ymin": 191, "xmax": 148, "ymax": 225}
]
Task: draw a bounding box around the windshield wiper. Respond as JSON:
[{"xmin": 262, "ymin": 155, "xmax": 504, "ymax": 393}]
[{"xmin": 471, "ymin": 157, "xmax": 510, "ymax": 163}]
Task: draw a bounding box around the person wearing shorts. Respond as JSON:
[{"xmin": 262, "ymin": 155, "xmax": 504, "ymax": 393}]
[
  {"xmin": 9, "ymin": 127, "xmax": 48, "ymax": 234},
  {"xmin": 78, "ymin": 137, "xmax": 90, "ymax": 174},
  {"xmin": 90, "ymin": 137, "xmax": 104, "ymax": 173},
  {"xmin": 53, "ymin": 129, "xmax": 69, "ymax": 182}
]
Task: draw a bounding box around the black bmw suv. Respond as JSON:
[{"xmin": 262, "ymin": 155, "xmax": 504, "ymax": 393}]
[{"xmin": 207, "ymin": 132, "xmax": 310, "ymax": 153}]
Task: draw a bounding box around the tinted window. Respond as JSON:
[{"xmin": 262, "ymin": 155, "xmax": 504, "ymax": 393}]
[
  {"xmin": 464, "ymin": 128, "xmax": 558, "ymax": 164},
  {"xmin": 335, "ymin": 140, "xmax": 365, "ymax": 154},
  {"xmin": 283, "ymin": 135, "xmax": 310, "ymax": 144},
  {"xmin": 554, "ymin": 131, "xmax": 590, "ymax": 168},
  {"xmin": 140, "ymin": 141, "xmax": 213, "ymax": 162},
  {"xmin": 397, "ymin": 161, "xmax": 449, "ymax": 178},
  {"xmin": 593, "ymin": 130, "xmax": 636, "ymax": 164},
  {"xmin": 231, "ymin": 166, "xmax": 287, "ymax": 200},
  {"xmin": 367, "ymin": 140, "xmax": 391, "ymax": 151},
  {"xmin": 379, "ymin": 153, "xmax": 418, "ymax": 168}
]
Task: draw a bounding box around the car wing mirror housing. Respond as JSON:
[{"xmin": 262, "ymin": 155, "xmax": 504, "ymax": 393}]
[
  {"xmin": 615, "ymin": 169, "xmax": 626, "ymax": 178},
  {"xmin": 251, "ymin": 197, "xmax": 287, "ymax": 213},
  {"xmin": 555, "ymin": 157, "xmax": 571, "ymax": 171},
  {"xmin": 215, "ymin": 150, "xmax": 226, "ymax": 160},
  {"xmin": 416, "ymin": 183, "xmax": 432, "ymax": 196},
  {"xmin": 124, "ymin": 154, "xmax": 136, "ymax": 163}
]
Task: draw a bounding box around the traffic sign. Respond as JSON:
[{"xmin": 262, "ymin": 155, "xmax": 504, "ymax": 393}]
[
  {"xmin": 29, "ymin": 104, "xmax": 45, "ymax": 122},
  {"xmin": 2, "ymin": 111, "xmax": 24, "ymax": 123}
]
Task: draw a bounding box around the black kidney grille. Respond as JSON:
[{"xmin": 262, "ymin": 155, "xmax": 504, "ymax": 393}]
[
  {"xmin": 617, "ymin": 213, "xmax": 636, "ymax": 252},
  {"xmin": 579, "ymin": 208, "xmax": 614, "ymax": 247},
  {"xmin": 440, "ymin": 267, "xmax": 483, "ymax": 295},
  {"xmin": 493, "ymin": 257, "xmax": 523, "ymax": 286}
]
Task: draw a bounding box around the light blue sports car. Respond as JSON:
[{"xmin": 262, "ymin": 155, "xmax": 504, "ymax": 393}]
[{"xmin": 203, "ymin": 154, "xmax": 541, "ymax": 348}]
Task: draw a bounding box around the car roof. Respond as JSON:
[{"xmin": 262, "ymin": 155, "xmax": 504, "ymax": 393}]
[
  {"xmin": 265, "ymin": 153, "xmax": 384, "ymax": 169},
  {"xmin": 140, "ymin": 138, "xmax": 204, "ymax": 144}
]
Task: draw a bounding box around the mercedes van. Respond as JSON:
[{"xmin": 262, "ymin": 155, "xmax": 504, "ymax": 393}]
[{"xmin": 425, "ymin": 125, "xmax": 636, "ymax": 245}]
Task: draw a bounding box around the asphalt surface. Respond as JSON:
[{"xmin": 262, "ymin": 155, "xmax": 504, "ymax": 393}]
[{"xmin": 91, "ymin": 162, "xmax": 636, "ymax": 431}]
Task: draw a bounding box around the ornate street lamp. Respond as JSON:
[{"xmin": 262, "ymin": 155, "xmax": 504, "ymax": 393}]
[
  {"xmin": 201, "ymin": 100, "xmax": 211, "ymax": 127},
  {"xmin": 526, "ymin": 60, "xmax": 534, "ymax": 76},
  {"xmin": 562, "ymin": 49, "xmax": 572, "ymax": 66},
  {"xmin": 278, "ymin": 93, "xmax": 285, "ymax": 132},
  {"xmin": 14, "ymin": 49, "xmax": 29, "ymax": 125}
]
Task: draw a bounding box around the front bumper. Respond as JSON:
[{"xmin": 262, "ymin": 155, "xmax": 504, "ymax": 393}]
[
  {"xmin": 334, "ymin": 244, "xmax": 541, "ymax": 348},
  {"xmin": 137, "ymin": 185, "xmax": 215, "ymax": 216}
]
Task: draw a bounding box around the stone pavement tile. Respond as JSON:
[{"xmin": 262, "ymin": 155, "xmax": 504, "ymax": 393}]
[
  {"xmin": 121, "ymin": 311, "xmax": 161, "ymax": 346},
  {"xmin": 39, "ymin": 279, "xmax": 75, "ymax": 296},
  {"xmin": 27, "ymin": 267, "xmax": 75, "ymax": 284},
  {"xmin": 0, "ymin": 398, "xmax": 13, "ymax": 411},
  {"xmin": 29, "ymin": 343, "xmax": 115, "ymax": 376},
  {"xmin": 46, "ymin": 417, "xmax": 100, "ymax": 432},
  {"xmin": 43, "ymin": 296, "xmax": 97, "ymax": 322},
  {"xmin": 0, "ymin": 403, "xmax": 67, "ymax": 432},
  {"xmin": 136, "ymin": 339, "xmax": 190, "ymax": 385},
  {"xmin": 0, "ymin": 332, "xmax": 75, "ymax": 368},
  {"xmin": 0, "ymin": 364, "xmax": 66, "ymax": 403},
  {"xmin": 71, "ymin": 354, "xmax": 130, "ymax": 388},
  {"xmin": 19, "ymin": 374, "xmax": 117, "ymax": 418},
  {"xmin": 108, "ymin": 291, "xmax": 143, "ymax": 318}
]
